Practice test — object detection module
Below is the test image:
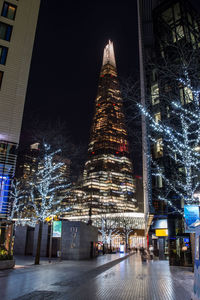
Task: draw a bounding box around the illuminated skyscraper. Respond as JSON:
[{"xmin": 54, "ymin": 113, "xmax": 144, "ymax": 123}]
[{"xmin": 80, "ymin": 40, "xmax": 138, "ymax": 216}]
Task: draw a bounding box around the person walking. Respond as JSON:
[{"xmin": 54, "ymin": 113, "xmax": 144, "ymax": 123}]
[{"xmin": 149, "ymin": 245, "xmax": 154, "ymax": 260}]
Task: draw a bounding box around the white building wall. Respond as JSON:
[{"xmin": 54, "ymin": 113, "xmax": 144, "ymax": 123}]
[{"xmin": 0, "ymin": 0, "xmax": 40, "ymax": 144}]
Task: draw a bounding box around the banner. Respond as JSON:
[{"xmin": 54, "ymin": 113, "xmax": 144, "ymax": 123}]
[
  {"xmin": 184, "ymin": 205, "xmax": 200, "ymax": 233},
  {"xmin": 52, "ymin": 221, "xmax": 62, "ymax": 237}
]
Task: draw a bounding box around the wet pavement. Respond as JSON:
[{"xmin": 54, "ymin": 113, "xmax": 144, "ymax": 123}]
[{"xmin": 0, "ymin": 253, "xmax": 194, "ymax": 300}]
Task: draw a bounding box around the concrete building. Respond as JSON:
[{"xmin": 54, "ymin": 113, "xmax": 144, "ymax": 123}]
[{"xmin": 0, "ymin": 0, "xmax": 40, "ymax": 249}]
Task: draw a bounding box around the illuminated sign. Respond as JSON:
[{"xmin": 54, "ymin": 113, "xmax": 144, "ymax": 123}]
[
  {"xmin": 184, "ymin": 205, "xmax": 200, "ymax": 233},
  {"xmin": 0, "ymin": 175, "xmax": 10, "ymax": 214},
  {"xmin": 120, "ymin": 244, "xmax": 125, "ymax": 253},
  {"xmin": 155, "ymin": 229, "xmax": 168, "ymax": 237},
  {"xmin": 52, "ymin": 221, "xmax": 62, "ymax": 238}
]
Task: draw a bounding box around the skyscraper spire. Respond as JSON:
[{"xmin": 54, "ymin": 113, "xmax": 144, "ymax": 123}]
[
  {"xmin": 102, "ymin": 40, "xmax": 116, "ymax": 68},
  {"xmin": 79, "ymin": 40, "xmax": 138, "ymax": 215}
]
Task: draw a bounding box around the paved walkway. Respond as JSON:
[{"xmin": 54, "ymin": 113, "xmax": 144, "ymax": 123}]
[
  {"xmin": 13, "ymin": 252, "xmax": 128, "ymax": 268},
  {"xmin": 0, "ymin": 253, "xmax": 194, "ymax": 300}
]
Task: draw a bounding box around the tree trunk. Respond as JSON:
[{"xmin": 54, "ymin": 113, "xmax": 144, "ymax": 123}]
[
  {"xmin": 48, "ymin": 221, "xmax": 53, "ymax": 263},
  {"xmin": 35, "ymin": 221, "xmax": 43, "ymax": 265},
  {"xmin": 126, "ymin": 234, "xmax": 128, "ymax": 253}
]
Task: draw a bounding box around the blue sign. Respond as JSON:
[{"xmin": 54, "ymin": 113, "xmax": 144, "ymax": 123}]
[
  {"xmin": 184, "ymin": 205, "xmax": 200, "ymax": 232},
  {"xmin": 0, "ymin": 175, "xmax": 10, "ymax": 214}
]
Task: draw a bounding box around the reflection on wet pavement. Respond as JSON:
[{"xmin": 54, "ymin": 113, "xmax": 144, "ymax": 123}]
[{"xmin": 0, "ymin": 253, "xmax": 193, "ymax": 300}]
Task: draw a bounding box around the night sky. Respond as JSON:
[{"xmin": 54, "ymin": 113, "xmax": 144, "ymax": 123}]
[
  {"xmin": 21, "ymin": 0, "xmax": 200, "ymax": 176},
  {"xmin": 22, "ymin": 1, "xmax": 138, "ymax": 144}
]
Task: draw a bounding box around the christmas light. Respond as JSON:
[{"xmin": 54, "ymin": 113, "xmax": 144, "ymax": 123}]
[
  {"xmin": 139, "ymin": 68, "xmax": 200, "ymax": 215},
  {"xmin": 10, "ymin": 143, "xmax": 71, "ymax": 226}
]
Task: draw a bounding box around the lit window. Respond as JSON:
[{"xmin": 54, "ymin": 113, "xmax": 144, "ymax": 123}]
[
  {"xmin": 0, "ymin": 22, "xmax": 12, "ymax": 41},
  {"xmin": 1, "ymin": 2, "xmax": 17, "ymax": 20},
  {"xmin": 154, "ymin": 112, "xmax": 161, "ymax": 123},
  {"xmin": 180, "ymin": 87, "xmax": 193, "ymax": 104},
  {"xmin": 166, "ymin": 106, "xmax": 170, "ymax": 118},
  {"xmin": 151, "ymin": 83, "xmax": 159, "ymax": 105},
  {"xmin": 0, "ymin": 45, "xmax": 8, "ymax": 64},
  {"xmin": 176, "ymin": 25, "xmax": 184, "ymax": 40},
  {"xmin": 184, "ymin": 87, "xmax": 193, "ymax": 103},
  {"xmin": 178, "ymin": 167, "xmax": 186, "ymax": 175},
  {"xmin": 156, "ymin": 175, "xmax": 163, "ymax": 188},
  {"xmin": 154, "ymin": 138, "xmax": 163, "ymax": 158}
]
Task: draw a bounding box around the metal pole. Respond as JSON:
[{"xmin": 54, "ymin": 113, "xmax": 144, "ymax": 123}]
[
  {"xmin": 59, "ymin": 221, "xmax": 62, "ymax": 261},
  {"xmin": 49, "ymin": 221, "xmax": 53, "ymax": 263}
]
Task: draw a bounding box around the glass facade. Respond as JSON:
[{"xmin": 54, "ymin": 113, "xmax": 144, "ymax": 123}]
[
  {"xmin": 0, "ymin": 141, "xmax": 17, "ymax": 218},
  {"xmin": 80, "ymin": 41, "xmax": 138, "ymax": 216}
]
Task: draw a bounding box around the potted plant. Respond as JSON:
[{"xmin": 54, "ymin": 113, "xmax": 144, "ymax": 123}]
[{"xmin": 0, "ymin": 247, "xmax": 15, "ymax": 270}]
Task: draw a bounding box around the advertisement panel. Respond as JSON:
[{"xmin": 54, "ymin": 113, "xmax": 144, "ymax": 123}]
[
  {"xmin": 0, "ymin": 175, "xmax": 10, "ymax": 215},
  {"xmin": 155, "ymin": 229, "xmax": 168, "ymax": 237},
  {"xmin": 52, "ymin": 221, "xmax": 62, "ymax": 237},
  {"xmin": 184, "ymin": 205, "xmax": 200, "ymax": 233}
]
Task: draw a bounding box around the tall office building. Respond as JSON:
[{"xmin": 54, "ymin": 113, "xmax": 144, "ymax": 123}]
[
  {"xmin": 81, "ymin": 40, "xmax": 137, "ymax": 216},
  {"xmin": 0, "ymin": 0, "xmax": 40, "ymax": 223},
  {"xmin": 64, "ymin": 41, "xmax": 144, "ymax": 224},
  {"xmin": 138, "ymin": 0, "xmax": 200, "ymax": 264}
]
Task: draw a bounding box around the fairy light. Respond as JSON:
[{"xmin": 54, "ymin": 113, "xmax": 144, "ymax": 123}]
[
  {"xmin": 139, "ymin": 68, "xmax": 200, "ymax": 215},
  {"xmin": 10, "ymin": 143, "xmax": 71, "ymax": 226}
]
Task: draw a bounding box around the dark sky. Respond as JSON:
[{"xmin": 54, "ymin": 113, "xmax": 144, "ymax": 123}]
[
  {"xmin": 23, "ymin": 1, "xmax": 138, "ymax": 145},
  {"xmin": 21, "ymin": 0, "xmax": 200, "ymax": 176}
]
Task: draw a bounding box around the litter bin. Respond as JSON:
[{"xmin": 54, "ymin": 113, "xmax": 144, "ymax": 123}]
[{"xmin": 192, "ymin": 225, "xmax": 200, "ymax": 300}]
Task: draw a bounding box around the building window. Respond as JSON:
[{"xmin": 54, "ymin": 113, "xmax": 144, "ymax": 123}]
[
  {"xmin": 176, "ymin": 25, "xmax": 184, "ymax": 41},
  {"xmin": 0, "ymin": 71, "xmax": 4, "ymax": 89},
  {"xmin": 155, "ymin": 175, "xmax": 163, "ymax": 188},
  {"xmin": 0, "ymin": 45, "xmax": 8, "ymax": 64},
  {"xmin": 166, "ymin": 106, "xmax": 170, "ymax": 118},
  {"xmin": 151, "ymin": 83, "xmax": 159, "ymax": 105},
  {"xmin": 154, "ymin": 112, "xmax": 161, "ymax": 123},
  {"xmin": 1, "ymin": 2, "xmax": 17, "ymax": 20},
  {"xmin": 0, "ymin": 22, "xmax": 12, "ymax": 41},
  {"xmin": 185, "ymin": 86, "xmax": 193, "ymax": 103},
  {"xmin": 180, "ymin": 87, "xmax": 193, "ymax": 105},
  {"xmin": 154, "ymin": 138, "xmax": 163, "ymax": 158}
]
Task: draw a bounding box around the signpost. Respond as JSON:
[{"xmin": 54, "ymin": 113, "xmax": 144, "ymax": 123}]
[{"xmin": 49, "ymin": 220, "xmax": 62, "ymax": 263}]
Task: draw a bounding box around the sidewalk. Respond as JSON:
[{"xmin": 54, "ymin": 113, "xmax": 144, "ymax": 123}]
[
  {"xmin": 13, "ymin": 251, "xmax": 131, "ymax": 269},
  {"xmin": 0, "ymin": 252, "xmax": 133, "ymax": 300},
  {"xmin": 0, "ymin": 252, "xmax": 194, "ymax": 300}
]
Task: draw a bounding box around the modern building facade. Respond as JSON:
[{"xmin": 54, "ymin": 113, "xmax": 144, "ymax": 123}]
[
  {"xmin": 81, "ymin": 41, "xmax": 138, "ymax": 216},
  {"xmin": 0, "ymin": 0, "xmax": 40, "ymax": 252},
  {"xmin": 0, "ymin": 0, "xmax": 40, "ymax": 219},
  {"xmin": 138, "ymin": 0, "xmax": 200, "ymax": 264},
  {"xmin": 64, "ymin": 41, "xmax": 146, "ymax": 234}
]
